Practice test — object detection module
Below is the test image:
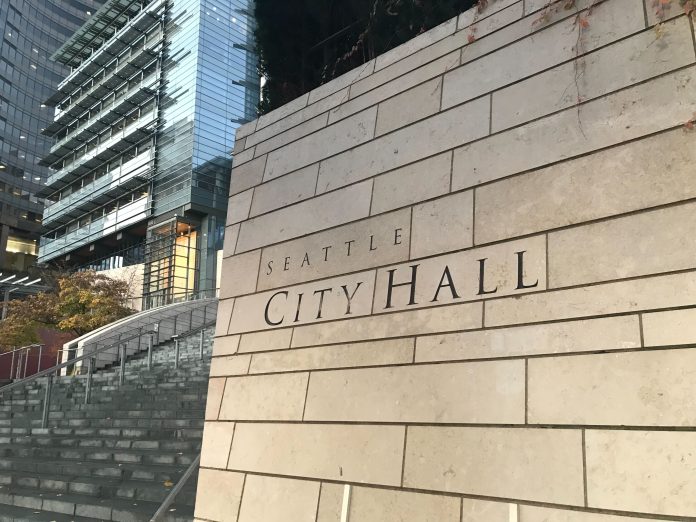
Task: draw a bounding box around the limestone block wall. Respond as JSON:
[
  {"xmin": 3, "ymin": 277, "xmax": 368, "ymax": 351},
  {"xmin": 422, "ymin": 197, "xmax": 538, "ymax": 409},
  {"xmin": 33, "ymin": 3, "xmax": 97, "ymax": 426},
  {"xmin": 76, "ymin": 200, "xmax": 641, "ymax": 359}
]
[{"xmin": 196, "ymin": 0, "xmax": 696, "ymax": 519}]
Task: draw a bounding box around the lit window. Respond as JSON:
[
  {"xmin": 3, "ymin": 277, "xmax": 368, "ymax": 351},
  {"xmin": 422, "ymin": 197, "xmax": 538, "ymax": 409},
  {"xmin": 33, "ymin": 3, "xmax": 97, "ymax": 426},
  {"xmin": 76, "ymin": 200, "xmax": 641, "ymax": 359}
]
[{"xmin": 7, "ymin": 236, "xmax": 38, "ymax": 255}]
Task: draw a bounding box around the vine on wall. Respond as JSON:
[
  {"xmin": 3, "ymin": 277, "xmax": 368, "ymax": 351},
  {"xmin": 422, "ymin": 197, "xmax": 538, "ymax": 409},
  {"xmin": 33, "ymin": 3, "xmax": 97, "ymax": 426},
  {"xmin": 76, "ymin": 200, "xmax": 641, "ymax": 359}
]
[{"xmin": 468, "ymin": 0, "xmax": 696, "ymax": 130}]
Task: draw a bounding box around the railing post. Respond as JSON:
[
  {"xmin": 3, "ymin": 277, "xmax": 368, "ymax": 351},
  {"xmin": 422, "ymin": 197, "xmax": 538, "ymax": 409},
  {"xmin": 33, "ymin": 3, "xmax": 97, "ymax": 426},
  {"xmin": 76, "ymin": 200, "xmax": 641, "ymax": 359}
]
[
  {"xmin": 42, "ymin": 374, "xmax": 53, "ymax": 429},
  {"xmin": 119, "ymin": 344, "xmax": 126, "ymax": 386},
  {"xmin": 85, "ymin": 357, "xmax": 94, "ymax": 404},
  {"xmin": 23, "ymin": 348, "xmax": 29, "ymax": 378},
  {"xmin": 189, "ymin": 309, "xmax": 193, "ymax": 330},
  {"xmin": 172, "ymin": 315, "xmax": 177, "ymax": 336},
  {"xmin": 147, "ymin": 333, "xmax": 153, "ymax": 371},
  {"xmin": 37, "ymin": 345, "xmax": 43, "ymax": 373},
  {"xmin": 10, "ymin": 350, "xmax": 15, "ymax": 381},
  {"xmin": 202, "ymin": 305, "xmax": 207, "ymax": 325},
  {"xmin": 155, "ymin": 321, "xmax": 160, "ymax": 345},
  {"xmin": 199, "ymin": 330, "xmax": 204, "ymax": 360},
  {"xmin": 174, "ymin": 337, "xmax": 180, "ymax": 369}
]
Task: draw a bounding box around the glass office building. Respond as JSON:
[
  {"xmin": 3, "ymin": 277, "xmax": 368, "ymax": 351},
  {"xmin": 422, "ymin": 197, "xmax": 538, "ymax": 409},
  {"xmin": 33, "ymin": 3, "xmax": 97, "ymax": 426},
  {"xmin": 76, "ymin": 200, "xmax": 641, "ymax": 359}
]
[
  {"xmin": 37, "ymin": 0, "xmax": 259, "ymax": 308},
  {"xmin": 0, "ymin": 0, "xmax": 103, "ymax": 274}
]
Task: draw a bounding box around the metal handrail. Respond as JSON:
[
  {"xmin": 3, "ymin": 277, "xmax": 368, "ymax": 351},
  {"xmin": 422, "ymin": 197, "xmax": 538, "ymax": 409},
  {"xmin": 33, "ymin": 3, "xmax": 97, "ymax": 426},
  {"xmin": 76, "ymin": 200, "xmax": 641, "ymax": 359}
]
[
  {"xmin": 0, "ymin": 344, "xmax": 43, "ymax": 359},
  {"xmin": 0, "ymin": 305, "xmax": 216, "ymax": 428},
  {"xmin": 0, "ymin": 329, "xmax": 154, "ymax": 395},
  {"xmin": 1, "ymin": 344, "xmax": 45, "ymax": 381},
  {"xmin": 150, "ymin": 454, "xmax": 201, "ymax": 522}
]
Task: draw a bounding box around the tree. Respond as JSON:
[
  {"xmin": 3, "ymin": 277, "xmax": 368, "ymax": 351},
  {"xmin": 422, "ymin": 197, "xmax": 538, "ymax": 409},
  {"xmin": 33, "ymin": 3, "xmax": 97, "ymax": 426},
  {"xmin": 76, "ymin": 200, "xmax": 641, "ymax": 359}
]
[
  {"xmin": 0, "ymin": 271, "xmax": 135, "ymax": 350},
  {"xmin": 254, "ymin": 0, "xmax": 476, "ymax": 113}
]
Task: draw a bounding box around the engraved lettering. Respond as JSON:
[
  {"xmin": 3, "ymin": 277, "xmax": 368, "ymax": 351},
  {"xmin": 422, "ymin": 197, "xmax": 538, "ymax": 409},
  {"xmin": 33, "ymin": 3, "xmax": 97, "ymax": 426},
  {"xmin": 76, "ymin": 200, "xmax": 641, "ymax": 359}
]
[
  {"xmin": 264, "ymin": 291, "xmax": 288, "ymax": 326},
  {"xmin": 385, "ymin": 264, "xmax": 419, "ymax": 309},
  {"xmin": 431, "ymin": 265, "xmax": 460, "ymax": 302}
]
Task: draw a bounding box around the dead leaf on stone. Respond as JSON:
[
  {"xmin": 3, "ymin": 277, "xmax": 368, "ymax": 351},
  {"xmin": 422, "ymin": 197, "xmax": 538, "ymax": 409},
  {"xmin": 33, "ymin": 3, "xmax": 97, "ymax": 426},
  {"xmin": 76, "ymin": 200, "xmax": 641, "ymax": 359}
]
[{"xmin": 163, "ymin": 480, "xmax": 174, "ymax": 487}]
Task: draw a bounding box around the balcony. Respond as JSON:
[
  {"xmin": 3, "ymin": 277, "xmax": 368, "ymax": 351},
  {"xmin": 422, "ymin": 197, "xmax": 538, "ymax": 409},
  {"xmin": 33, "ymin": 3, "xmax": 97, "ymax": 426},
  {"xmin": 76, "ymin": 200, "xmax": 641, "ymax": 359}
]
[
  {"xmin": 46, "ymin": 76, "xmax": 158, "ymax": 160},
  {"xmin": 51, "ymin": 0, "xmax": 165, "ymax": 95},
  {"xmin": 42, "ymin": 151, "xmax": 153, "ymax": 228},
  {"xmin": 39, "ymin": 197, "xmax": 151, "ymax": 263},
  {"xmin": 39, "ymin": 108, "xmax": 158, "ymax": 195},
  {"xmin": 44, "ymin": 45, "xmax": 162, "ymax": 135}
]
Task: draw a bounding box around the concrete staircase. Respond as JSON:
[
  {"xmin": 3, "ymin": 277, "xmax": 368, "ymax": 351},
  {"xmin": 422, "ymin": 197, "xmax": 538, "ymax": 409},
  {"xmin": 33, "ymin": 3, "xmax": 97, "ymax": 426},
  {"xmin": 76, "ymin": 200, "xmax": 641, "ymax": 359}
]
[{"xmin": 0, "ymin": 327, "xmax": 213, "ymax": 522}]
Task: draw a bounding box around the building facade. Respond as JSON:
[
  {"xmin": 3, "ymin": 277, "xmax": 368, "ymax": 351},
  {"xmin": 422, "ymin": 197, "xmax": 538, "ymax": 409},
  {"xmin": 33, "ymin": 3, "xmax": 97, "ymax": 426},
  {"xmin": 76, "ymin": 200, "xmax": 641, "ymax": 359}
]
[
  {"xmin": 0, "ymin": 0, "xmax": 103, "ymax": 275},
  {"xmin": 38, "ymin": 0, "xmax": 259, "ymax": 308}
]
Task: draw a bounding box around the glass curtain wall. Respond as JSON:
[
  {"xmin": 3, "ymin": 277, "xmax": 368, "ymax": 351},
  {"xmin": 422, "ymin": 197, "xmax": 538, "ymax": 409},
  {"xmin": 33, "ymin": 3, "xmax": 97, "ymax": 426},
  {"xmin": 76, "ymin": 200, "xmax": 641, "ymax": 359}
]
[{"xmin": 0, "ymin": 0, "xmax": 102, "ymax": 272}]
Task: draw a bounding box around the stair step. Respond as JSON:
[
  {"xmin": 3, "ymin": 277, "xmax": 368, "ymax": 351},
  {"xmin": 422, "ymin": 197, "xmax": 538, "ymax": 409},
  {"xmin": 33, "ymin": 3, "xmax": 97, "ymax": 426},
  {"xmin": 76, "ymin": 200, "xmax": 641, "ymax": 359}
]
[
  {"xmin": 0, "ymin": 456, "xmax": 194, "ymax": 483},
  {"xmin": 0, "ymin": 325, "xmax": 214, "ymax": 521},
  {"xmin": 0, "ymin": 503, "xmax": 101, "ymax": 521},
  {"xmin": 0, "ymin": 469, "xmax": 198, "ymax": 503},
  {"xmin": 0, "ymin": 485, "xmax": 195, "ymax": 521}
]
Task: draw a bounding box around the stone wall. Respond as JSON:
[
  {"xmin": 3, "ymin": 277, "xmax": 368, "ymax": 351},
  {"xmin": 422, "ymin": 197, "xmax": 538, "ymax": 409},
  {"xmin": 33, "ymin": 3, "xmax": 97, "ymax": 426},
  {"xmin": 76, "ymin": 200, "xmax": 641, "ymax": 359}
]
[{"xmin": 196, "ymin": 0, "xmax": 696, "ymax": 519}]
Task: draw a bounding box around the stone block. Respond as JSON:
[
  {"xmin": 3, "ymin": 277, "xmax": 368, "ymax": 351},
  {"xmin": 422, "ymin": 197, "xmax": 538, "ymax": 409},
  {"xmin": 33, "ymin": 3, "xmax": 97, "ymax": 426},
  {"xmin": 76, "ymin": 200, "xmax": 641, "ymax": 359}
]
[
  {"xmin": 474, "ymin": 129, "xmax": 696, "ymax": 244},
  {"xmin": 232, "ymin": 136, "xmax": 246, "ymax": 155},
  {"xmin": 375, "ymin": 235, "xmax": 545, "ymax": 313},
  {"xmin": 485, "ymin": 271, "xmax": 696, "ymax": 327},
  {"xmin": 404, "ymin": 426, "xmax": 585, "ymax": 504},
  {"xmin": 318, "ymin": 97, "xmax": 490, "ymax": 194},
  {"xmin": 256, "ymin": 93, "xmax": 309, "ymax": 130},
  {"xmin": 349, "ymin": 486, "xmax": 460, "ymax": 521},
  {"xmin": 214, "ymin": 299, "xmax": 234, "ymax": 337},
  {"xmin": 643, "ymin": 308, "xmax": 696, "ymax": 346},
  {"xmin": 453, "ymin": 67, "xmax": 696, "ymax": 191},
  {"xmin": 248, "ymin": 339, "xmax": 414, "ymax": 374},
  {"xmin": 376, "ymin": 77, "xmax": 443, "ymax": 136},
  {"xmin": 492, "ymin": 17, "xmax": 695, "ymax": 131},
  {"xmin": 549, "ymin": 202, "xmax": 696, "ymax": 287},
  {"xmin": 226, "ymin": 189, "xmax": 253, "ymax": 225},
  {"xmin": 219, "ymin": 251, "xmax": 261, "ymax": 298},
  {"xmin": 235, "ymin": 120, "xmax": 257, "ymax": 139},
  {"xmin": 254, "ymin": 113, "xmax": 329, "ymax": 157},
  {"xmin": 304, "ymin": 359, "xmax": 525, "ymax": 423},
  {"xmin": 238, "ymin": 328, "xmax": 293, "ymax": 353},
  {"xmin": 258, "ymin": 209, "xmax": 410, "ymax": 291},
  {"xmin": 291, "ymin": 301, "xmax": 483, "ymax": 348},
  {"xmin": 410, "ymin": 190, "xmax": 473, "ymax": 259},
  {"xmin": 249, "ymin": 164, "xmax": 318, "ymax": 218},
  {"xmin": 218, "ymin": 372, "xmax": 309, "ymax": 421},
  {"xmin": 371, "ymin": 153, "xmax": 451, "ymax": 216},
  {"xmin": 229, "ymin": 270, "xmax": 375, "ymax": 333},
  {"xmin": 194, "ymin": 469, "xmax": 244, "ymax": 521},
  {"xmin": 519, "ymin": 505, "xmax": 660, "ymax": 521},
  {"xmin": 416, "ymin": 315, "xmax": 640, "ymax": 362},
  {"xmin": 230, "ymin": 156, "xmax": 267, "ymax": 196},
  {"xmin": 308, "ymin": 60, "xmax": 375, "ymax": 104},
  {"xmin": 235, "ymin": 180, "xmax": 373, "ymax": 254},
  {"xmin": 246, "ymin": 88, "xmax": 349, "ymax": 149},
  {"xmin": 263, "ymin": 107, "xmax": 377, "ymax": 182},
  {"xmin": 329, "ymin": 52, "xmax": 460, "ymax": 126},
  {"xmin": 228, "ymin": 423, "xmax": 405, "ymax": 485},
  {"xmin": 213, "ymin": 335, "xmax": 240, "ymax": 356},
  {"xmin": 238, "ymin": 475, "xmax": 320, "ymax": 522},
  {"xmin": 316, "ymin": 483, "xmax": 344, "ymax": 522},
  {"xmin": 200, "ymin": 422, "xmax": 235, "ymax": 468},
  {"xmin": 529, "ymin": 349, "xmax": 696, "ymax": 426},
  {"xmin": 233, "ymin": 146, "xmax": 256, "ymax": 166},
  {"xmin": 209, "ymin": 355, "xmax": 250, "ymax": 377},
  {"xmin": 461, "ymin": 498, "xmax": 516, "ymax": 522},
  {"xmin": 222, "ymin": 224, "xmax": 240, "ymax": 258},
  {"xmin": 204, "ymin": 378, "xmax": 225, "ymax": 420},
  {"xmin": 586, "ymin": 430, "xmax": 696, "ymax": 517},
  {"xmin": 443, "ymin": 0, "xmax": 645, "ymax": 110},
  {"xmin": 376, "ymin": 17, "xmax": 457, "ymax": 71}
]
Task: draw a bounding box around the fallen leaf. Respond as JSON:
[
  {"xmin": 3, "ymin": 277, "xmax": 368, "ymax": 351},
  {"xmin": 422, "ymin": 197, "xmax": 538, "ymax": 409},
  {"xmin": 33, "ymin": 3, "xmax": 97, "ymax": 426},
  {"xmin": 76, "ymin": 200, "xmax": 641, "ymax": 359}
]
[{"xmin": 163, "ymin": 480, "xmax": 174, "ymax": 487}]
